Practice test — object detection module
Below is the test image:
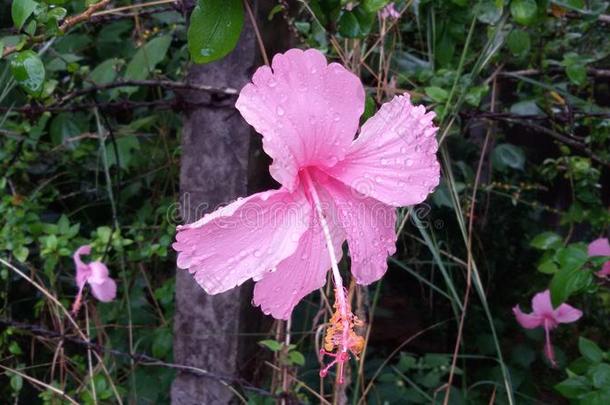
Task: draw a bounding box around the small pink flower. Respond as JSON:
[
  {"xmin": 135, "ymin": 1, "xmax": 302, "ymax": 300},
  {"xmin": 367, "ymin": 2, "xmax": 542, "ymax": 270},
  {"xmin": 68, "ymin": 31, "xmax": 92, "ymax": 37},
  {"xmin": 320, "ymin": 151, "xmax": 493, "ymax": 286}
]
[
  {"xmin": 72, "ymin": 245, "xmax": 117, "ymax": 314},
  {"xmin": 513, "ymin": 290, "xmax": 582, "ymax": 366},
  {"xmin": 380, "ymin": 3, "xmax": 401, "ymax": 19},
  {"xmin": 173, "ymin": 49, "xmax": 439, "ymax": 320},
  {"xmin": 588, "ymin": 238, "xmax": 610, "ymax": 277}
]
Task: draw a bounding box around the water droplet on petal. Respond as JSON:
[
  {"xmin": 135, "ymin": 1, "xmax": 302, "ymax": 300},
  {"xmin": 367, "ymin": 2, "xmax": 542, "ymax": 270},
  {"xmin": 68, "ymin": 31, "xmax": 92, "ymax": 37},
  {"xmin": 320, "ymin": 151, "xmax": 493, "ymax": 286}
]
[
  {"xmin": 276, "ymin": 106, "xmax": 285, "ymax": 116},
  {"xmin": 253, "ymin": 249, "xmax": 262, "ymax": 258},
  {"xmin": 333, "ymin": 113, "xmax": 341, "ymax": 122},
  {"xmin": 268, "ymin": 79, "xmax": 277, "ymax": 88}
]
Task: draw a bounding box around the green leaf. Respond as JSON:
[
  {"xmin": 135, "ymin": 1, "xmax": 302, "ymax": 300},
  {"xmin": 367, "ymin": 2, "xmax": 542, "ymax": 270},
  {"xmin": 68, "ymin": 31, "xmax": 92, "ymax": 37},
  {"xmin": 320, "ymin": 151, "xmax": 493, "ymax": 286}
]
[
  {"xmin": 510, "ymin": 100, "xmax": 543, "ymax": 116},
  {"xmin": 550, "ymin": 264, "xmax": 591, "ymax": 307},
  {"xmin": 425, "ymin": 86, "xmax": 449, "ymax": 103},
  {"xmin": 530, "ymin": 232, "xmax": 562, "ymax": 250},
  {"xmin": 555, "ymin": 376, "xmax": 590, "ymax": 399},
  {"xmin": 10, "ymin": 374, "xmax": 23, "ymax": 392},
  {"xmin": 492, "ymin": 143, "xmax": 526, "ymax": 171},
  {"xmin": 338, "ymin": 11, "xmax": 360, "ymax": 38},
  {"xmin": 105, "ymin": 135, "xmax": 140, "ymax": 169},
  {"xmin": 49, "ymin": 113, "xmax": 88, "ymax": 146},
  {"xmin": 363, "ymin": 0, "xmax": 389, "ymax": 13},
  {"xmin": 152, "ymin": 329, "xmax": 173, "ymax": 358},
  {"xmin": 566, "ymin": 63, "xmax": 587, "ymax": 86},
  {"xmin": 590, "ymin": 363, "xmax": 610, "ymax": 388},
  {"xmin": 258, "ymin": 339, "xmax": 282, "ymax": 352},
  {"xmin": 507, "ymin": 29, "xmax": 531, "ymax": 58},
  {"xmin": 556, "ymin": 245, "xmax": 588, "ymax": 271},
  {"xmin": 397, "ymin": 353, "xmax": 417, "ymax": 371},
  {"xmin": 9, "ymin": 341, "xmax": 23, "ymax": 355},
  {"xmin": 89, "ymin": 58, "xmax": 122, "ymax": 85},
  {"xmin": 362, "ymin": 95, "xmax": 376, "ymax": 122},
  {"xmin": 579, "ymin": 337, "xmax": 603, "ymax": 363},
  {"xmin": 267, "ymin": 4, "xmax": 284, "ymax": 20},
  {"xmin": 537, "ymin": 260, "xmax": 558, "ymax": 274},
  {"xmin": 13, "ymin": 246, "xmax": 29, "ymax": 263},
  {"xmin": 12, "ymin": 0, "xmax": 38, "ymax": 30},
  {"xmin": 475, "ymin": 1, "xmax": 503, "ymax": 24},
  {"xmin": 10, "ymin": 50, "xmax": 45, "ymax": 96},
  {"xmin": 187, "ymin": 0, "xmax": 244, "ymax": 64},
  {"xmin": 288, "ymin": 351, "xmax": 305, "ymax": 366},
  {"xmin": 125, "ymin": 35, "xmax": 172, "ymax": 81},
  {"xmin": 510, "ymin": 0, "xmax": 538, "ymax": 25}
]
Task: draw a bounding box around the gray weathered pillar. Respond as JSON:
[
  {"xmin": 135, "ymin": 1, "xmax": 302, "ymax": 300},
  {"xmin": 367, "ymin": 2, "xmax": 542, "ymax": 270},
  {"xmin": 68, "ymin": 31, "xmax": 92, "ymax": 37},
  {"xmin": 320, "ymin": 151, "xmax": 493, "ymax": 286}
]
[{"xmin": 171, "ymin": 13, "xmax": 257, "ymax": 405}]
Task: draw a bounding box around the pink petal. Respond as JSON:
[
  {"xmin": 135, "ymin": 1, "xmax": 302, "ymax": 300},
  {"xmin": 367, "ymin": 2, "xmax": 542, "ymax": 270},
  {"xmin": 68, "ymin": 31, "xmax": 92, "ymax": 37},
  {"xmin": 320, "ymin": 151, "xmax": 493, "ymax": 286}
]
[
  {"xmin": 90, "ymin": 278, "xmax": 117, "ymax": 302},
  {"xmin": 235, "ymin": 48, "xmax": 365, "ymax": 190},
  {"xmin": 88, "ymin": 261, "xmax": 110, "ymax": 284},
  {"xmin": 73, "ymin": 245, "xmax": 92, "ymax": 289},
  {"xmin": 531, "ymin": 290, "xmax": 554, "ymax": 316},
  {"xmin": 554, "ymin": 303, "xmax": 583, "ymax": 324},
  {"xmin": 324, "ymin": 94, "xmax": 440, "ymax": 207},
  {"xmin": 173, "ymin": 189, "xmax": 311, "ymax": 294},
  {"xmin": 513, "ymin": 305, "xmax": 543, "ymax": 329},
  {"xmin": 319, "ymin": 172, "xmax": 397, "ymax": 285},
  {"xmin": 597, "ymin": 262, "xmax": 610, "ymax": 277},
  {"xmin": 253, "ymin": 213, "xmax": 343, "ymax": 320},
  {"xmin": 588, "ymin": 238, "xmax": 610, "ymax": 257}
]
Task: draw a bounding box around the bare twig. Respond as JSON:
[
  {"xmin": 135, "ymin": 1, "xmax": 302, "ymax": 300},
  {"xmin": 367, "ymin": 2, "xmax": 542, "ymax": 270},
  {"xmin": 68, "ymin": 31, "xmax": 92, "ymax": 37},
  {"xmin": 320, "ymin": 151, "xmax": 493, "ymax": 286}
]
[
  {"xmin": 2, "ymin": 0, "xmax": 111, "ymax": 58},
  {"xmin": 0, "ymin": 318, "xmax": 277, "ymax": 399},
  {"xmin": 57, "ymin": 79, "xmax": 237, "ymax": 105}
]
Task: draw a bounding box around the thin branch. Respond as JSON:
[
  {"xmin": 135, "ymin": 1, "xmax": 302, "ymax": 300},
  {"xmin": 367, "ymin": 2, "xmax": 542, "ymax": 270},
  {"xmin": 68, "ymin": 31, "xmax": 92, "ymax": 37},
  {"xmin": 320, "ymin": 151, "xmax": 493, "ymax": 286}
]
[
  {"xmin": 500, "ymin": 67, "xmax": 610, "ymax": 78},
  {"xmin": 2, "ymin": 0, "xmax": 111, "ymax": 58},
  {"xmin": 0, "ymin": 364, "xmax": 79, "ymax": 405},
  {"xmin": 0, "ymin": 318, "xmax": 277, "ymax": 399},
  {"xmin": 57, "ymin": 79, "xmax": 237, "ymax": 105}
]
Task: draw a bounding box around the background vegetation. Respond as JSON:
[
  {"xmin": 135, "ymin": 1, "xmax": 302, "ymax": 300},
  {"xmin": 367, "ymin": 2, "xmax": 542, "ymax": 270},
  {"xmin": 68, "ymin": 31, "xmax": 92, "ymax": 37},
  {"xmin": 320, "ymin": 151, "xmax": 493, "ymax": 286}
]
[{"xmin": 1, "ymin": 0, "xmax": 609, "ymax": 403}]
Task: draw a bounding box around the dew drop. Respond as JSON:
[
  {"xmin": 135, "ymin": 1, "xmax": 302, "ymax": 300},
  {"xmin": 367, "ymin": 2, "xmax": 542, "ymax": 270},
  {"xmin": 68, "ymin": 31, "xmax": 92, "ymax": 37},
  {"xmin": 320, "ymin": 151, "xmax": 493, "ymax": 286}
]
[
  {"xmin": 333, "ymin": 113, "xmax": 341, "ymax": 122},
  {"xmin": 400, "ymin": 146, "xmax": 407, "ymax": 154},
  {"xmin": 253, "ymin": 249, "xmax": 262, "ymax": 258},
  {"xmin": 405, "ymin": 158, "xmax": 414, "ymax": 167},
  {"xmin": 268, "ymin": 79, "xmax": 277, "ymax": 88},
  {"xmin": 276, "ymin": 106, "xmax": 285, "ymax": 116}
]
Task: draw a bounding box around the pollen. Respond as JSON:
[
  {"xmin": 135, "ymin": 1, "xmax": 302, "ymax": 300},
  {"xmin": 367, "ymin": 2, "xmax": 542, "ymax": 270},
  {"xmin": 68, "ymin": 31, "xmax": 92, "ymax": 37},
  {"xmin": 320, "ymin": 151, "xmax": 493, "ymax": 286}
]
[{"xmin": 319, "ymin": 289, "xmax": 365, "ymax": 383}]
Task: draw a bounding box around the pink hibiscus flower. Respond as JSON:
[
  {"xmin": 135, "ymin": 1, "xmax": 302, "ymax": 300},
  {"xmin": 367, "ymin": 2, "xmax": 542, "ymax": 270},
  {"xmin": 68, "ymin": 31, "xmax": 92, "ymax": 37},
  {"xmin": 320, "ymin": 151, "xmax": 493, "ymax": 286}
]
[
  {"xmin": 173, "ymin": 48, "xmax": 439, "ymax": 381},
  {"xmin": 380, "ymin": 2, "xmax": 401, "ymax": 19},
  {"xmin": 71, "ymin": 245, "xmax": 117, "ymax": 314},
  {"xmin": 587, "ymin": 238, "xmax": 610, "ymax": 277},
  {"xmin": 513, "ymin": 290, "xmax": 582, "ymax": 366}
]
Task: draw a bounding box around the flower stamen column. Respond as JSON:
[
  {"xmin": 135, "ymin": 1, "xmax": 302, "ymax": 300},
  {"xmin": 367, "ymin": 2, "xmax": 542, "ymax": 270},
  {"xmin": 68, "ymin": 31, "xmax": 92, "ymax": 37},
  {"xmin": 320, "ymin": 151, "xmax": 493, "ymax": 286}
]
[{"xmin": 302, "ymin": 169, "xmax": 351, "ymax": 383}]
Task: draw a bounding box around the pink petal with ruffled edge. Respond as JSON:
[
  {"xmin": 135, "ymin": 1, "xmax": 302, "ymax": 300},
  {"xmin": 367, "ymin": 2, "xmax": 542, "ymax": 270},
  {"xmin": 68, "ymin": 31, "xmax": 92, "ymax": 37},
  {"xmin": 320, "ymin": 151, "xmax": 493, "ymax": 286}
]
[
  {"xmin": 512, "ymin": 305, "xmax": 543, "ymax": 329},
  {"xmin": 588, "ymin": 238, "xmax": 610, "ymax": 277},
  {"xmin": 325, "ymin": 94, "xmax": 440, "ymax": 207},
  {"xmin": 173, "ymin": 189, "xmax": 311, "ymax": 294},
  {"xmin": 598, "ymin": 262, "xmax": 610, "ymax": 277},
  {"xmin": 73, "ymin": 245, "xmax": 92, "ymax": 289},
  {"xmin": 588, "ymin": 238, "xmax": 610, "ymax": 257},
  {"xmin": 317, "ymin": 171, "xmax": 396, "ymax": 284},
  {"xmin": 253, "ymin": 211, "xmax": 344, "ymax": 320},
  {"xmin": 235, "ymin": 49, "xmax": 365, "ymax": 190},
  {"xmin": 531, "ymin": 290, "xmax": 554, "ymax": 317},
  {"xmin": 89, "ymin": 275, "xmax": 117, "ymax": 303},
  {"xmin": 554, "ymin": 303, "xmax": 583, "ymax": 324}
]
